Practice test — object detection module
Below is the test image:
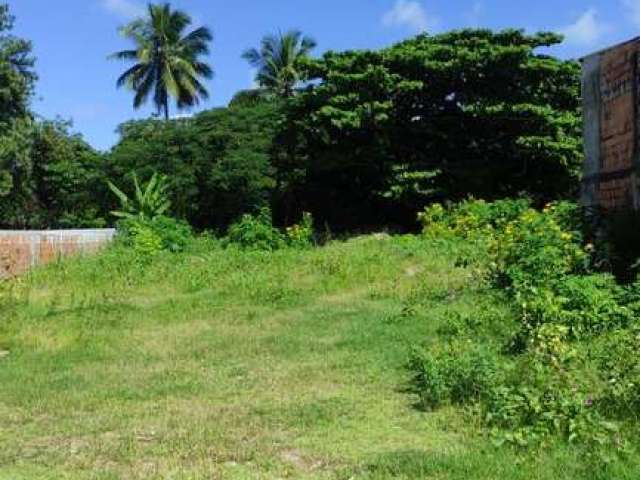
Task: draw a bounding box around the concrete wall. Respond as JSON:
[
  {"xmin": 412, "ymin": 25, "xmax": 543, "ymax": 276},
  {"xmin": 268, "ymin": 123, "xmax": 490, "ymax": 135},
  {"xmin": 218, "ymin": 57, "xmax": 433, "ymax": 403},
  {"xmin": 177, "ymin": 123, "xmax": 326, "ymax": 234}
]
[{"xmin": 0, "ymin": 229, "xmax": 116, "ymax": 278}]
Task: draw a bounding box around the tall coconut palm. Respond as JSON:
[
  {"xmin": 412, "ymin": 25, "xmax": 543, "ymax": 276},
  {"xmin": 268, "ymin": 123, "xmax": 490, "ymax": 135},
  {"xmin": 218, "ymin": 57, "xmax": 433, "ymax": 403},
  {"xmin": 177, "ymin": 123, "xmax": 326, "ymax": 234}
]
[
  {"xmin": 242, "ymin": 30, "xmax": 316, "ymax": 98},
  {"xmin": 110, "ymin": 3, "xmax": 213, "ymax": 120}
]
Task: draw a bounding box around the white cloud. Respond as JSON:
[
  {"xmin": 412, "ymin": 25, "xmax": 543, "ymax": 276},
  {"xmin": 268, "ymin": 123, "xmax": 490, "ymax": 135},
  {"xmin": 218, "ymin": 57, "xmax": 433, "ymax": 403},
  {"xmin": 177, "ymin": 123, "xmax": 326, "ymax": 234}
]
[
  {"xmin": 622, "ymin": 0, "xmax": 640, "ymax": 28},
  {"xmin": 102, "ymin": 0, "xmax": 145, "ymax": 20},
  {"xmin": 382, "ymin": 1, "xmax": 439, "ymax": 33},
  {"xmin": 560, "ymin": 8, "xmax": 610, "ymax": 46}
]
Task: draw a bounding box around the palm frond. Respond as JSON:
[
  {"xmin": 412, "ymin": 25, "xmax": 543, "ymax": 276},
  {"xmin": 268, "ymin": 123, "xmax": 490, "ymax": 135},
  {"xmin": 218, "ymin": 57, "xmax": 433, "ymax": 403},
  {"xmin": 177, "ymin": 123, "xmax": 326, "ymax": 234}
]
[
  {"xmin": 110, "ymin": 3, "xmax": 213, "ymax": 118},
  {"xmin": 133, "ymin": 69, "xmax": 155, "ymax": 108},
  {"xmin": 242, "ymin": 48, "xmax": 262, "ymax": 66},
  {"xmin": 243, "ymin": 29, "xmax": 317, "ymax": 97},
  {"xmin": 192, "ymin": 61, "xmax": 213, "ymax": 79},
  {"xmin": 108, "ymin": 49, "xmax": 139, "ymax": 61},
  {"xmin": 182, "ymin": 26, "xmax": 212, "ymax": 52},
  {"xmin": 116, "ymin": 63, "xmax": 146, "ymax": 89}
]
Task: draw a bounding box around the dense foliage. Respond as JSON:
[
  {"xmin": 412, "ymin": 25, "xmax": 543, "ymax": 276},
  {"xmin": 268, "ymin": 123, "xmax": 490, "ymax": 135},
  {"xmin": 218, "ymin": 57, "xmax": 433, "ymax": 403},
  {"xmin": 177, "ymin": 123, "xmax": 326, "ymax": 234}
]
[
  {"xmin": 411, "ymin": 199, "xmax": 640, "ymax": 455},
  {"xmin": 105, "ymin": 98, "xmax": 282, "ymax": 230},
  {"xmin": 99, "ymin": 30, "xmax": 583, "ymax": 233},
  {"xmin": 282, "ymin": 29, "xmax": 582, "ymax": 229},
  {"xmin": 0, "ymin": 5, "xmax": 106, "ymax": 229},
  {"xmin": 0, "ymin": 118, "xmax": 106, "ymax": 229}
]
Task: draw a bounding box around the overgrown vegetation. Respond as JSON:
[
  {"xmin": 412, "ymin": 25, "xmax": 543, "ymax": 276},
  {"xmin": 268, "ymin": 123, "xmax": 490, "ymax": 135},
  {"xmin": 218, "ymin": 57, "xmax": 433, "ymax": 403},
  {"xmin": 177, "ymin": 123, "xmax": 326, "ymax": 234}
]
[
  {"xmin": 1, "ymin": 228, "xmax": 639, "ymax": 479},
  {"xmin": 410, "ymin": 199, "xmax": 640, "ymax": 458}
]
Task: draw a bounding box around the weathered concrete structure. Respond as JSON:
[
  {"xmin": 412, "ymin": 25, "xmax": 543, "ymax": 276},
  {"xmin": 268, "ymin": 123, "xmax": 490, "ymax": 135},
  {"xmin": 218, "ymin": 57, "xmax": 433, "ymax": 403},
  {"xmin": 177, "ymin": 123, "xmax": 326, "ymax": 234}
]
[
  {"xmin": 582, "ymin": 38, "xmax": 640, "ymax": 211},
  {"xmin": 0, "ymin": 229, "xmax": 116, "ymax": 278}
]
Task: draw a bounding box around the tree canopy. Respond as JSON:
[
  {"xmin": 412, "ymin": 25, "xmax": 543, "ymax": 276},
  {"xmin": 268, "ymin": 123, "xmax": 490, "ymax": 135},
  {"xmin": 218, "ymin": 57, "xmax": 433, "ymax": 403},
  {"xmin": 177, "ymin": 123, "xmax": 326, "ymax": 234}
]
[
  {"xmin": 281, "ymin": 29, "xmax": 582, "ymax": 229},
  {"xmin": 0, "ymin": 4, "xmax": 105, "ymax": 229}
]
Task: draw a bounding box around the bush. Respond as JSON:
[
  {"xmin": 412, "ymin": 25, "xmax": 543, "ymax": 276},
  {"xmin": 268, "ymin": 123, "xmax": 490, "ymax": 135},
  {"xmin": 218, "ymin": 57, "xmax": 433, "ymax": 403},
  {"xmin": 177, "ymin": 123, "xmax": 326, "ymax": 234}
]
[
  {"xmin": 226, "ymin": 208, "xmax": 285, "ymax": 251},
  {"xmin": 419, "ymin": 198, "xmax": 531, "ymax": 240},
  {"xmin": 486, "ymin": 324, "xmax": 622, "ymax": 449},
  {"xmin": 412, "ymin": 198, "xmax": 635, "ymax": 452},
  {"xmin": 525, "ymin": 275, "xmax": 634, "ymax": 338},
  {"xmin": 408, "ymin": 341, "xmax": 501, "ymax": 410},
  {"xmin": 489, "ymin": 207, "xmax": 588, "ymax": 292},
  {"xmin": 593, "ymin": 326, "xmax": 640, "ymax": 418},
  {"xmin": 286, "ymin": 212, "xmax": 314, "ymax": 248},
  {"xmin": 485, "ymin": 382, "xmax": 616, "ymax": 449},
  {"xmin": 419, "ymin": 198, "xmax": 533, "ymax": 267},
  {"xmin": 117, "ymin": 215, "xmax": 193, "ymax": 256}
]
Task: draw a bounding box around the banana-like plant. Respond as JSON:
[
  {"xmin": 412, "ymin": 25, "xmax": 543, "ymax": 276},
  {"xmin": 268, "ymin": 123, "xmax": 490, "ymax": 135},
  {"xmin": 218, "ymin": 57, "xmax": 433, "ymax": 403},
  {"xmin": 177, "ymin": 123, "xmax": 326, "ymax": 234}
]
[{"xmin": 107, "ymin": 172, "xmax": 171, "ymax": 221}]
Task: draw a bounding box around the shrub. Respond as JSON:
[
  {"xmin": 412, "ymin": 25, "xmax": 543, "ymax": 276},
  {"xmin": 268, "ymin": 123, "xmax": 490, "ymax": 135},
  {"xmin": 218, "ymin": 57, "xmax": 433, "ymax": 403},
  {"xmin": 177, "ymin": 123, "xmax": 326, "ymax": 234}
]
[
  {"xmin": 408, "ymin": 341, "xmax": 501, "ymax": 410},
  {"xmin": 419, "ymin": 198, "xmax": 531, "ymax": 240},
  {"xmin": 487, "ymin": 325, "xmax": 619, "ymax": 449},
  {"xmin": 512, "ymin": 275, "xmax": 635, "ymax": 347},
  {"xmin": 412, "ymin": 198, "xmax": 634, "ymax": 452},
  {"xmin": 489, "ymin": 207, "xmax": 588, "ymax": 292},
  {"xmin": 419, "ymin": 198, "xmax": 533, "ymax": 267},
  {"xmin": 436, "ymin": 311, "xmax": 484, "ymax": 338},
  {"xmin": 551, "ymin": 275, "xmax": 631, "ymax": 336},
  {"xmin": 117, "ymin": 215, "xmax": 193, "ymax": 255},
  {"xmin": 485, "ymin": 381, "xmax": 616, "ymax": 449},
  {"xmin": 593, "ymin": 326, "xmax": 640, "ymax": 418},
  {"xmin": 419, "ymin": 199, "xmax": 588, "ymax": 292},
  {"xmin": 226, "ymin": 208, "xmax": 285, "ymax": 251},
  {"xmin": 286, "ymin": 212, "xmax": 315, "ymax": 248}
]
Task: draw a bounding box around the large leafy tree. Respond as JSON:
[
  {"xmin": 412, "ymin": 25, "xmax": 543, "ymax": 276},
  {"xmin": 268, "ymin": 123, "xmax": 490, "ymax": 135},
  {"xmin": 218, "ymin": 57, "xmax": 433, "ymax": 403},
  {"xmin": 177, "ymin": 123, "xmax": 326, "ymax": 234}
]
[
  {"xmin": 30, "ymin": 120, "xmax": 106, "ymax": 228},
  {"xmin": 282, "ymin": 29, "xmax": 582, "ymax": 229},
  {"xmin": 0, "ymin": 4, "xmax": 105, "ymax": 229},
  {"xmin": 111, "ymin": 3, "xmax": 213, "ymax": 120},
  {"xmin": 243, "ymin": 30, "xmax": 316, "ymax": 98},
  {"xmin": 106, "ymin": 98, "xmax": 282, "ymax": 229},
  {"xmin": 0, "ymin": 3, "xmax": 37, "ymax": 224}
]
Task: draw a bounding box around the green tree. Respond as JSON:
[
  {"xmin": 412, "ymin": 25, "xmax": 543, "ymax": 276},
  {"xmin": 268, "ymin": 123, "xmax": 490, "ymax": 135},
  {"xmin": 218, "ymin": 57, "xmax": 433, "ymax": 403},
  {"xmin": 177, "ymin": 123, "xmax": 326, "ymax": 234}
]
[
  {"xmin": 0, "ymin": 4, "xmax": 105, "ymax": 229},
  {"xmin": 106, "ymin": 97, "xmax": 282, "ymax": 229},
  {"xmin": 283, "ymin": 29, "xmax": 582, "ymax": 229},
  {"xmin": 243, "ymin": 30, "xmax": 316, "ymax": 98},
  {"xmin": 31, "ymin": 120, "xmax": 106, "ymax": 228},
  {"xmin": 0, "ymin": 119, "xmax": 107, "ymax": 229},
  {"xmin": 110, "ymin": 2, "xmax": 213, "ymax": 120},
  {"xmin": 0, "ymin": 3, "xmax": 37, "ymax": 226},
  {"xmin": 0, "ymin": 4, "xmax": 36, "ymax": 122}
]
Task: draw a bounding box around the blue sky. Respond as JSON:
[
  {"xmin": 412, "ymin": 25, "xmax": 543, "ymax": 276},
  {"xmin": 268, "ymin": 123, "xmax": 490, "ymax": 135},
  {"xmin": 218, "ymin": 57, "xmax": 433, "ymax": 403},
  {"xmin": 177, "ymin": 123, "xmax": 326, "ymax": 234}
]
[{"xmin": 8, "ymin": 0, "xmax": 640, "ymax": 150}]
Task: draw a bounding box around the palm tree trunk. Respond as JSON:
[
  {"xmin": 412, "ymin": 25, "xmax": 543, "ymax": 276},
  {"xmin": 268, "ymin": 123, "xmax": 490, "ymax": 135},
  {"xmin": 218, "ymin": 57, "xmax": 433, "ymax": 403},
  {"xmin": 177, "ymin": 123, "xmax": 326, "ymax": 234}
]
[{"xmin": 163, "ymin": 98, "xmax": 169, "ymax": 121}]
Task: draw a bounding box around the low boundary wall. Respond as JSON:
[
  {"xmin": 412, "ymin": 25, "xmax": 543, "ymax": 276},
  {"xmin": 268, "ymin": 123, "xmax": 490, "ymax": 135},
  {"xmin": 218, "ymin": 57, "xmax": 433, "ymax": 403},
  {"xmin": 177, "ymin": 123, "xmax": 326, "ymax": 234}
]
[{"xmin": 0, "ymin": 229, "xmax": 116, "ymax": 278}]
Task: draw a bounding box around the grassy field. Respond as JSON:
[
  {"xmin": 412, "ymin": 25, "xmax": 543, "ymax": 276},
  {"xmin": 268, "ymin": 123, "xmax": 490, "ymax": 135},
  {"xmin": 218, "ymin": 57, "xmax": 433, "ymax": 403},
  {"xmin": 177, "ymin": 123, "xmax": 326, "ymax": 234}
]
[{"xmin": 0, "ymin": 235, "xmax": 637, "ymax": 479}]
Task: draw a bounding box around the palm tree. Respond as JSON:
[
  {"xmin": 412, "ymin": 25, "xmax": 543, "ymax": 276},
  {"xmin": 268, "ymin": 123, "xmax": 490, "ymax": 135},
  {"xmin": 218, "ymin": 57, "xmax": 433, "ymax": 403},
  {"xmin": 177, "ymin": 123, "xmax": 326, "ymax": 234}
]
[
  {"xmin": 242, "ymin": 30, "xmax": 316, "ymax": 98},
  {"xmin": 110, "ymin": 3, "xmax": 213, "ymax": 120}
]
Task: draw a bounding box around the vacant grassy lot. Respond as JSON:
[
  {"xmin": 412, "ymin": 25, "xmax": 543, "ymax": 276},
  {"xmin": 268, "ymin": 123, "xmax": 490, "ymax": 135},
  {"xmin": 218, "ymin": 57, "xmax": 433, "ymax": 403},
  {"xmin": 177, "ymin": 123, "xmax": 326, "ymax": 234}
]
[{"xmin": 0, "ymin": 236, "xmax": 637, "ymax": 479}]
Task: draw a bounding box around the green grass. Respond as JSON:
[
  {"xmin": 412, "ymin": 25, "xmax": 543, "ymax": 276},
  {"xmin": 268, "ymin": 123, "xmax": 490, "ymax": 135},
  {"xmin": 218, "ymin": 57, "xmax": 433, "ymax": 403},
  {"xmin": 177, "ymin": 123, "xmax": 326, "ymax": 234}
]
[{"xmin": 0, "ymin": 235, "xmax": 638, "ymax": 479}]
